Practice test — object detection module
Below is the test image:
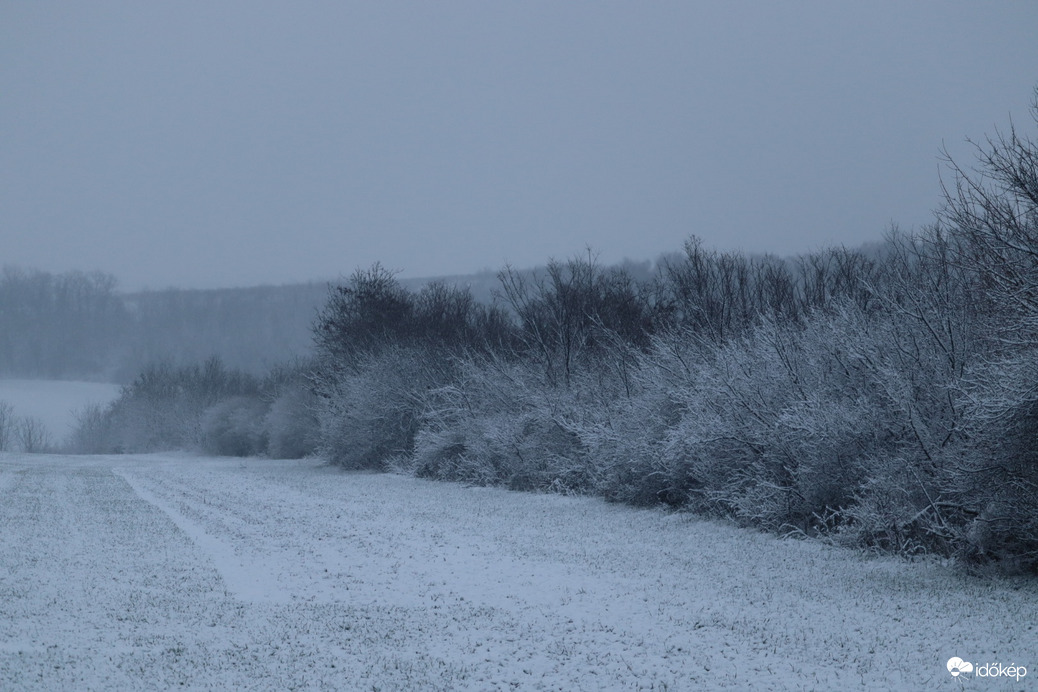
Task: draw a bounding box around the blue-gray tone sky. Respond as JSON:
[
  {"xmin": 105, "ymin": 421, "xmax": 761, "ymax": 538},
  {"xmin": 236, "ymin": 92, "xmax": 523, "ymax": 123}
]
[{"xmin": 2, "ymin": 1, "xmax": 1036, "ymax": 290}]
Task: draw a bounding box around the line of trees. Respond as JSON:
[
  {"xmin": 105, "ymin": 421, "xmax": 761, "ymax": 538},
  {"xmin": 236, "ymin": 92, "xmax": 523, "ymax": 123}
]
[
  {"xmin": 69, "ymin": 357, "xmax": 319, "ymax": 459},
  {"xmin": 0, "ymin": 269, "xmax": 126, "ymax": 379},
  {"xmin": 301, "ymin": 91, "xmax": 1038, "ymax": 571},
  {"xmin": 0, "ymin": 272, "xmax": 327, "ymax": 381},
  {"xmin": 72, "ymin": 88, "xmax": 1038, "ymax": 572}
]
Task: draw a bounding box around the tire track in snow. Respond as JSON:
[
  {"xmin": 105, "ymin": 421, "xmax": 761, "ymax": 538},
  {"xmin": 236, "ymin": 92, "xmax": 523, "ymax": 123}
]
[
  {"xmin": 114, "ymin": 468, "xmax": 291, "ymax": 603},
  {"xmin": 3, "ymin": 457, "xmax": 470, "ymax": 691},
  {"xmin": 114, "ymin": 463, "xmax": 377, "ymax": 605}
]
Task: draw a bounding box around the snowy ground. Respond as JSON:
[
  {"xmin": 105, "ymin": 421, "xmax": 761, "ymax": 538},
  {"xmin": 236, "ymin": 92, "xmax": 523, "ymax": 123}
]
[{"xmin": 1, "ymin": 454, "xmax": 1034, "ymax": 691}]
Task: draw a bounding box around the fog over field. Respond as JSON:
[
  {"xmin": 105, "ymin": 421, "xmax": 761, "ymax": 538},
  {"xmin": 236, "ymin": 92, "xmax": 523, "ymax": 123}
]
[{"xmin": 2, "ymin": 3, "xmax": 1037, "ymax": 289}]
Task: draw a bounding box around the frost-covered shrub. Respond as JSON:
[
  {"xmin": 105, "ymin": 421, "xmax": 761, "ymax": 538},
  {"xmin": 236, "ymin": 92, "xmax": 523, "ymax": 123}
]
[
  {"xmin": 104, "ymin": 392, "xmax": 195, "ymax": 452},
  {"xmin": 316, "ymin": 346, "xmax": 450, "ymax": 470},
  {"xmin": 68, "ymin": 403, "xmax": 114, "ymax": 454},
  {"xmin": 954, "ymin": 355, "xmax": 1038, "ymax": 570},
  {"xmin": 201, "ymin": 396, "xmax": 269, "ymax": 457},
  {"xmin": 827, "ymin": 454, "xmax": 948, "ymax": 557},
  {"xmin": 645, "ymin": 288, "xmax": 974, "ymax": 543},
  {"xmin": 68, "ymin": 358, "xmax": 264, "ymax": 454},
  {"xmin": 582, "ymin": 419, "xmax": 680, "ymax": 506},
  {"xmin": 409, "ymin": 357, "xmax": 586, "ymax": 492},
  {"xmin": 265, "ymin": 383, "xmax": 320, "ymax": 459},
  {"xmin": 929, "ymin": 89, "xmax": 1038, "ymax": 570},
  {"xmin": 563, "ymin": 357, "xmax": 684, "ymax": 506},
  {"xmin": 649, "ymin": 318, "xmax": 840, "ymax": 530},
  {"xmin": 411, "ymin": 412, "xmax": 557, "ymax": 489}
]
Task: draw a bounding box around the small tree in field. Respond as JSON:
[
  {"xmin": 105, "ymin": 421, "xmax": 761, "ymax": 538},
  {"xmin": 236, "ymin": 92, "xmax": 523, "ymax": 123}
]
[
  {"xmin": 17, "ymin": 416, "xmax": 50, "ymax": 453},
  {"xmin": 69, "ymin": 403, "xmax": 111, "ymax": 454},
  {"xmin": 0, "ymin": 401, "xmax": 15, "ymax": 451}
]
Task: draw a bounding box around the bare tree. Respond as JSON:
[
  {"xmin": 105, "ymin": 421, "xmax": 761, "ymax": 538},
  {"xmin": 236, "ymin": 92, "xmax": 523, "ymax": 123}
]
[
  {"xmin": 498, "ymin": 252, "xmax": 653, "ymax": 388},
  {"xmin": 939, "ymin": 87, "xmax": 1038, "ymax": 344},
  {"xmin": 17, "ymin": 416, "xmax": 50, "ymax": 453},
  {"xmin": 0, "ymin": 401, "xmax": 14, "ymax": 451}
]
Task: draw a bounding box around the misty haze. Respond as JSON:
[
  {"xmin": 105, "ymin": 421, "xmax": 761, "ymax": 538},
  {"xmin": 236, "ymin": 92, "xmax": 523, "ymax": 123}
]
[{"xmin": 2, "ymin": 3, "xmax": 1037, "ymax": 690}]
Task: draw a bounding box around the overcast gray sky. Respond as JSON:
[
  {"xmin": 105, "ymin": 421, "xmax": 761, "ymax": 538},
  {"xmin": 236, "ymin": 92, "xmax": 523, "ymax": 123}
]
[{"xmin": 2, "ymin": 2, "xmax": 1036, "ymax": 290}]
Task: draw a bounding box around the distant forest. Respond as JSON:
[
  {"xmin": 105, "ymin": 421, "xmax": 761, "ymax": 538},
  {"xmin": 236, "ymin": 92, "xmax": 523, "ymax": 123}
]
[{"xmin": 0, "ymin": 268, "xmax": 505, "ymax": 382}]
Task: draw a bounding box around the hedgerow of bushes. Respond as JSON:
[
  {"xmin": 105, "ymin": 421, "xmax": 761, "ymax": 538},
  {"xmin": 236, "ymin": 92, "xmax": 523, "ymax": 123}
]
[
  {"xmin": 74, "ymin": 90, "xmax": 1038, "ymax": 573},
  {"xmin": 71, "ymin": 357, "xmax": 320, "ymax": 459}
]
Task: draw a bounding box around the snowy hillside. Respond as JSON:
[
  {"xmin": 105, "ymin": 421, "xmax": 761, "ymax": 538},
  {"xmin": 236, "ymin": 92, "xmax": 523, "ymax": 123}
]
[{"xmin": 1, "ymin": 454, "xmax": 1032, "ymax": 690}]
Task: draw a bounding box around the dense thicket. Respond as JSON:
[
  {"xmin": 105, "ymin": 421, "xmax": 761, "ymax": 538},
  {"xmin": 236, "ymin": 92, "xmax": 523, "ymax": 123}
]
[
  {"xmin": 70, "ymin": 357, "xmax": 320, "ymax": 458},
  {"xmin": 71, "ymin": 89, "xmax": 1038, "ymax": 573},
  {"xmin": 310, "ymin": 265, "xmax": 514, "ymax": 468}
]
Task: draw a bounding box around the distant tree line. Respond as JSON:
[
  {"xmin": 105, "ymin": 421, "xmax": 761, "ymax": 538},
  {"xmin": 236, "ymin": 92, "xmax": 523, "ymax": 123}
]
[
  {"xmin": 0, "ymin": 269, "xmax": 126, "ymax": 379},
  {"xmin": 0, "ymin": 274, "xmax": 327, "ymax": 380},
  {"xmin": 73, "ymin": 88, "xmax": 1038, "ymax": 573}
]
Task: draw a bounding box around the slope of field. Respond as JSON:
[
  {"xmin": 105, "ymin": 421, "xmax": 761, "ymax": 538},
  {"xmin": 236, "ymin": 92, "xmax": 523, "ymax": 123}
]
[{"xmin": 0, "ymin": 454, "xmax": 1033, "ymax": 690}]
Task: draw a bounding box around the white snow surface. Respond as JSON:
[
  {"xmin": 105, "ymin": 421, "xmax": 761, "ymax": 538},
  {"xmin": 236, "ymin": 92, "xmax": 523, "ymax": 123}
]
[{"xmin": 1, "ymin": 453, "xmax": 1034, "ymax": 691}]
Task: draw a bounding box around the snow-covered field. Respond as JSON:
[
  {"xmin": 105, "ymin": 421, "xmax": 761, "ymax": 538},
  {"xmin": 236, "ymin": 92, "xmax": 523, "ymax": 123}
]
[{"xmin": 1, "ymin": 453, "xmax": 1034, "ymax": 691}]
